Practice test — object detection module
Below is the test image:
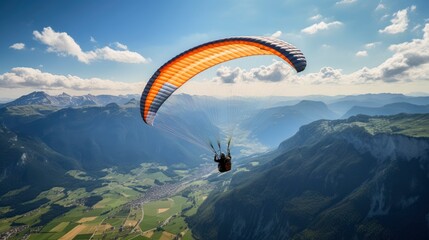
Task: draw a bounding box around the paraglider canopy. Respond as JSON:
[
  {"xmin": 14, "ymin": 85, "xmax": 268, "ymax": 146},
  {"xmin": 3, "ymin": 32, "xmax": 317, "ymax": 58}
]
[{"xmin": 140, "ymin": 36, "xmax": 306, "ymax": 126}]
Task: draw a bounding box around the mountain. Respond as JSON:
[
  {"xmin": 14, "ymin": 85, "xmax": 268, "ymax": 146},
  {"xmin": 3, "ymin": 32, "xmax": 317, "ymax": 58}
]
[
  {"xmin": 190, "ymin": 114, "xmax": 429, "ymax": 240},
  {"xmin": 328, "ymin": 93, "xmax": 429, "ymax": 115},
  {"xmin": 0, "ymin": 91, "xmax": 138, "ymax": 108},
  {"xmin": 0, "ymin": 126, "xmax": 94, "ymax": 208},
  {"xmin": 0, "ymin": 101, "xmax": 221, "ymax": 207},
  {"xmin": 0, "ymin": 105, "xmax": 59, "ymax": 129},
  {"xmin": 13, "ymin": 103, "xmax": 209, "ymax": 171},
  {"xmin": 342, "ymin": 102, "xmax": 429, "ymax": 118},
  {"xmin": 241, "ymin": 100, "xmax": 338, "ymax": 147}
]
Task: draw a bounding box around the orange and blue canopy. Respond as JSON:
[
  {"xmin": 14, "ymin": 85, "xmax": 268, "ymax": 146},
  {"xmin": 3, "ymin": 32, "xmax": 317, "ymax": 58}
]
[{"xmin": 140, "ymin": 36, "xmax": 307, "ymax": 125}]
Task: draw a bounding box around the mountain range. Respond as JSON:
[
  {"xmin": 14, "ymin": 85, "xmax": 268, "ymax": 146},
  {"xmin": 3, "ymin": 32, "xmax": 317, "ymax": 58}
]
[
  {"xmin": 0, "ymin": 101, "xmax": 216, "ymax": 208},
  {"xmin": 0, "ymin": 91, "xmax": 138, "ymax": 108},
  {"xmin": 328, "ymin": 93, "xmax": 429, "ymax": 115},
  {"xmin": 190, "ymin": 114, "xmax": 429, "ymax": 240},
  {"xmin": 342, "ymin": 102, "xmax": 429, "ymax": 118},
  {"xmin": 2, "ymin": 91, "xmax": 429, "ymax": 228}
]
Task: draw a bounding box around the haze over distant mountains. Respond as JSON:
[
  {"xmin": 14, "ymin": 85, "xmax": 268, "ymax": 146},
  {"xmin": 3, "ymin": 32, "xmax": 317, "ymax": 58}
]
[
  {"xmin": 327, "ymin": 93, "xmax": 429, "ymax": 115},
  {"xmin": 343, "ymin": 102, "xmax": 429, "ymax": 118},
  {"xmin": 242, "ymin": 100, "xmax": 338, "ymax": 147}
]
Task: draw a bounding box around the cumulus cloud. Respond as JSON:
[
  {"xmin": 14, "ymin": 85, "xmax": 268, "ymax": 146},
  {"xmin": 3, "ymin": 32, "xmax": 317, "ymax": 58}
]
[
  {"xmin": 9, "ymin": 43, "xmax": 25, "ymax": 50},
  {"xmin": 308, "ymin": 67, "xmax": 340, "ymax": 81},
  {"xmin": 379, "ymin": 8, "xmax": 409, "ymax": 34},
  {"xmin": 271, "ymin": 31, "xmax": 282, "ymax": 38},
  {"xmin": 301, "ymin": 21, "xmax": 343, "ymax": 34},
  {"xmin": 92, "ymin": 47, "xmax": 146, "ymax": 63},
  {"xmin": 0, "ymin": 67, "xmax": 138, "ymax": 91},
  {"xmin": 356, "ymin": 50, "xmax": 368, "ymax": 57},
  {"xmin": 213, "ymin": 62, "xmax": 347, "ymax": 86},
  {"xmin": 216, "ymin": 66, "xmax": 242, "ymax": 84},
  {"xmin": 336, "ymin": 0, "xmax": 357, "ymax": 5},
  {"xmin": 33, "ymin": 27, "xmax": 148, "ymax": 64},
  {"xmin": 353, "ymin": 24, "xmax": 429, "ymax": 82},
  {"xmin": 251, "ymin": 61, "xmax": 295, "ymax": 82},
  {"xmin": 301, "ymin": 67, "xmax": 344, "ymax": 85},
  {"xmin": 214, "ymin": 61, "xmax": 297, "ymax": 84},
  {"xmin": 310, "ymin": 22, "xmax": 429, "ymax": 83}
]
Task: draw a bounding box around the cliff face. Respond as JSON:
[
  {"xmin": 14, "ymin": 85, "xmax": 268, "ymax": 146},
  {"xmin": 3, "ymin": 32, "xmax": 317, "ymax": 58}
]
[
  {"xmin": 338, "ymin": 130, "xmax": 429, "ymax": 162},
  {"xmin": 190, "ymin": 114, "xmax": 429, "ymax": 240}
]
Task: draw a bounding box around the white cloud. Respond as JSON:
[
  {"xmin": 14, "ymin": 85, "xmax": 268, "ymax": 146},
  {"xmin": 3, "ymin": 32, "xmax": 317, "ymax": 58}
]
[
  {"xmin": 410, "ymin": 5, "xmax": 416, "ymax": 12},
  {"xmin": 9, "ymin": 43, "xmax": 25, "ymax": 50},
  {"xmin": 215, "ymin": 66, "xmax": 242, "ymax": 83},
  {"xmin": 271, "ymin": 31, "xmax": 282, "ymax": 38},
  {"xmin": 301, "ymin": 21, "xmax": 343, "ymax": 34},
  {"xmin": 351, "ymin": 24, "xmax": 429, "ymax": 83},
  {"xmin": 33, "ymin": 27, "xmax": 148, "ymax": 64},
  {"xmin": 381, "ymin": 24, "xmax": 429, "ymax": 78},
  {"xmin": 305, "ymin": 67, "xmax": 343, "ymax": 84},
  {"xmin": 356, "ymin": 50, "xmax": 368, "ymax": 57},
  {"xmin": 90, "ymin": 36, "xmax": 96, "ymax": 43},
  {"xmin": 92, "ymin": 47, "xmax": 147, "ymax": 63},
  {"xmin": 365, "ymin": 42, "xmax": 381, "ymax": 49},
  {"xmin": 309, "ymin": 14, "xmax": 322, "ymax": 21},
  {"xmin": 251, "ymin": 61, "xmax": 295, "ymax": 82},
  {"xmin": 0, "ymin": 67, "xmax": 140, "ymax": 91},
  {"xmin": 336, "ymin": 0, "xmax": 357, "ymax": 5},
  {"xmin": 214, "ymin": 60, "xmax": 297, "ymax": 84},
  {"xmin": 33, "ymin": 27, "xmax": 91, "ymax": 63},
  {"xmin": 213, "ymin": 61, "xmax": 342, "ymax": 86},
  {"xmin": 379, "ymin": 8, "xmax": 409, "ymax": 34}
]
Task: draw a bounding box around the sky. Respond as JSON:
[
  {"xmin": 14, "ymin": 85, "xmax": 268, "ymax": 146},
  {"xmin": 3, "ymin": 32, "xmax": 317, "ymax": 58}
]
[{"xmin": 1, "ymin": 0, "xmax": 429, "ymax": 98}]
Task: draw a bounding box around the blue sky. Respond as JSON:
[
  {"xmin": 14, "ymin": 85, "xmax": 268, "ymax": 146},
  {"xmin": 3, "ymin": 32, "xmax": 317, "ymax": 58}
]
[{"xmin": 1, "ymin": 0, "xmax": 429, "ymax": 98}]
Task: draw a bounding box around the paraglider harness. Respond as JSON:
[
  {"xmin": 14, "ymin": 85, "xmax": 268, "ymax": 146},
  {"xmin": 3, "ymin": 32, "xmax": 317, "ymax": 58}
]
[{"xmin": 211, "ymin": 139, "xmax": 232, "ymax": 173}]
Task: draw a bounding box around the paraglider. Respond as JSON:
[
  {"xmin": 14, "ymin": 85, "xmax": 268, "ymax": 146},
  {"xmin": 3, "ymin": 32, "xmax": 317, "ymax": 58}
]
[
  {"xmin": 212, "ymin": 138, "xmax": 232, "ymax": 173},
  {"xmin": 140, "ymin": 36, "xmax": 306, "ymax": 172}
]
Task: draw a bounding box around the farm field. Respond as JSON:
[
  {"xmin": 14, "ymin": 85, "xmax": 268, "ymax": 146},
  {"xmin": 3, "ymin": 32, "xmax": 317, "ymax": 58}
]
[{"xmin": 0, "ymin": 163, "xmax": 214, "ymax": 239}]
